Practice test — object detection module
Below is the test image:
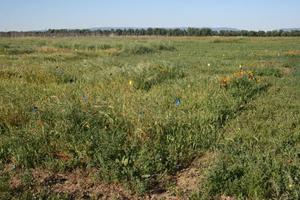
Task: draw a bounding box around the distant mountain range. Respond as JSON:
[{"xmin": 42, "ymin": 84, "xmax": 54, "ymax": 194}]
[
  {"xmin": 210, "ymin": 27, "xmax": 240, "ymax": 32},
  {"xmin": 89, "ymin": 27, "xmax": 240, "ymax": 32},
  {"xmin": 3, "ymin": 27, "xmax": 300, "ymax": 32},
  {"xmin": 280, "ymin": 28, "xmax": 300, "ymax": 32},
  {"xmin": 89, "ymin": 27, "xmax": 300, "ymax": 32}
]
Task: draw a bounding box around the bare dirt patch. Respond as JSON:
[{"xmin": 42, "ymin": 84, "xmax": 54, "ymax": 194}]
[
  {"xmin": 8, "ymin": 168, "xmax": 138, "ymax": 199},
  {"xmin": 285, "ymin": 50, "xmax": 300, "ymax": 56},
  {"xmin": 150, "ymin": 152, "xmax": 217, "ymax": 200},
  {"xmin": 5, "ymin": 152, "xmax": 217, "ymax": 199},
  {"xmin": 37, "ymin": 47, "xmax": 72, "ymax": 53},
  {"xmin": 282, "ymin": 66, "xmax": 295, "ymax": 76}
]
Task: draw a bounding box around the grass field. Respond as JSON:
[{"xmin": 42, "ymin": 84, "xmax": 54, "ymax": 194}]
[{"xmin": 0, "ymin": 36, "xmax": 299, "ymax": 199}]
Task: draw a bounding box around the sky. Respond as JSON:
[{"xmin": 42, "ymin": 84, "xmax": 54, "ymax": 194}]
[{"xmin": 0, "ymin": 0, "xmax": 299, "ymax": 31}]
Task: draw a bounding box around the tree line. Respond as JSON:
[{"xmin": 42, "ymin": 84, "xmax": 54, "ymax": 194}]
[{"xmin": 1, "ymin": 28, "xmax": 300, "ymax": 37}]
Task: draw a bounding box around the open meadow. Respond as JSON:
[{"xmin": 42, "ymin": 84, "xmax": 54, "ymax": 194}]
[{"xmin": 0, "ymin": 36, "xmax": 300, "ymax": 199}]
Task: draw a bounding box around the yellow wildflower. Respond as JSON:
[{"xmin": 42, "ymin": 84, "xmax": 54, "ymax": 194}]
[
  {"xmin": 234, "ymin": 70, "xmax": 245, "ymax": 78},
  {"xmin": 247, "ymin": 71, "xmax": 254, "ymax": 80},
  {"xmin": 220, "ymin": 76, "xmax": 231, "ymax": 87}
]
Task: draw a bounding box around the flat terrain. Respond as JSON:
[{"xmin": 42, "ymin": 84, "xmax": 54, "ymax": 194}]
[{"xmin": 0, "ymin": 36, "xmax": 299, "ymax": 199}]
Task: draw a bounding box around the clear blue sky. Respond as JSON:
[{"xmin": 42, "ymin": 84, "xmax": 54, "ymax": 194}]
[{"xmin": 1, "ymin": 0, "xmax": 299, "ymax": 31}]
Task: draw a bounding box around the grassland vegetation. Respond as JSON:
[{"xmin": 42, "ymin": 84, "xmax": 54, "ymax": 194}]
[{"xmin": 0, "ymin": 36, "xmax": 299, "ymax": 199}]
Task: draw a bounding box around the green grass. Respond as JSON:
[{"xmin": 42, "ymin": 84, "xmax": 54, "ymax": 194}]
[{"xmin": 0, "ymin": 36, "xmax": 299, "ymax": 199}]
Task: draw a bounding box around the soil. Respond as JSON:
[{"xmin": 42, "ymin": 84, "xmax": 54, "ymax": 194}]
[{"xmin": 6, "ymin": 152, "xmax": 217, "ymax": 200}]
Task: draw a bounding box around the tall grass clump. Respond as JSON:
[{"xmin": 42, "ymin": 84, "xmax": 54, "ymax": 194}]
[
  {"xmin": 123, "ymin": 43, "xmax": 175, "ymax": 55},
  {"xmin": 129, "ymin": 62, "xmax": 185, "ymax": 91},
  {"xmin": 4, "ymin": 45, "xmax": 35, "ymax": 55},
  {"xmin": 253, "ymin": 67, "xmax": 282, "ymax": 77}
]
